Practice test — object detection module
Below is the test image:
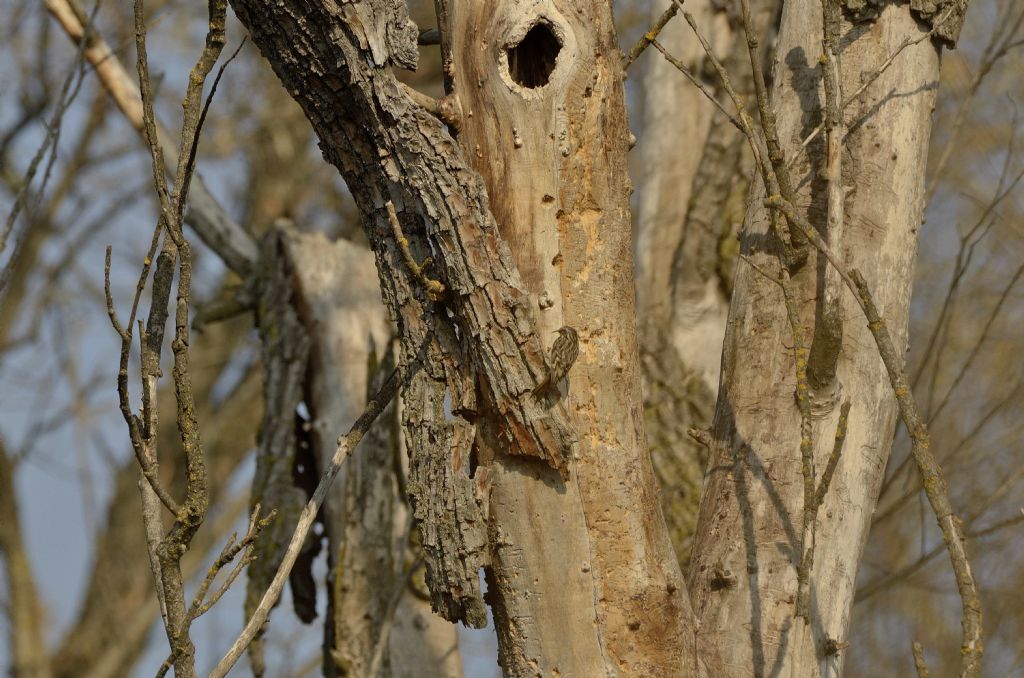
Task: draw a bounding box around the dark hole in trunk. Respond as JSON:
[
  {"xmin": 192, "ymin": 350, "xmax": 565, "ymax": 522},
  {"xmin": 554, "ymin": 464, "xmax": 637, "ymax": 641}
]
[{"xmin": 507, "ymin": 23, "xmax": 560, "ymax": 88}]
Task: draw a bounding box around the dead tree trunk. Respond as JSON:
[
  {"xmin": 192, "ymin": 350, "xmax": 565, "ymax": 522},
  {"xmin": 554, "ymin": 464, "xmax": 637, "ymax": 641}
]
[
  {"xmin": 437, "ymin": 0, "xmax": 693, "ymax": 672},
  {"xmin": 634, "ymin": 0, "xmax": 780, "ymax": 568},
  {"xmin": 228, "ymin": 0, "xmax": 696, "ymax": 673},
  {"xmin": 688, "ymin": 2, "xmax": 968, "ymax": 676}
]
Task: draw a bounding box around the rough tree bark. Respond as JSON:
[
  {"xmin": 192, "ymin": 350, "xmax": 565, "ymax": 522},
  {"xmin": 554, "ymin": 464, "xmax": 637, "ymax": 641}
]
[
  {"xmin": 246, "ymin": 226, "xmax": 463, "ymax": 677},
  {"xmin": 286, "ymin": 230, "xmax": 462, "ymax": 678},
  {"xmin": 227, "ymin": 0, "xmax": 696, "ymax": 674},
  {"xmin": 196, "ymin": 0, "xmax": 973, "ymax": 674},
  {"xmin": 433, "ymin": 0, "xmax": 696, "ymax": 671},
  {"xmin": 688, "ymin": 2, "xmax": 968, "ymax": 676}
]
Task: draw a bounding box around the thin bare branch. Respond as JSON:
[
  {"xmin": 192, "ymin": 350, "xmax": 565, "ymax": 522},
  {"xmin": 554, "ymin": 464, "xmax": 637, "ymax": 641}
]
[
  {"xmin": 208, "ymin": 366, "xmax": 404, "ymax": 678},
  {"xmin": 44, "ymin": 0, "xmax": 259, "ymax": 273},
  {"xmin": 765, "ymin": 194, "xmax": 983, "ymax": 676},
  {"xmin": 650, "ymin": 39, "xmax": 747, "ymax": 135},
  {"xmin": 386, "ymin": 201, "xmax": 445, "ymax": 301},
  {"xmin": 912, "ymin": 641, "xmax": 930, "ymax": 678},
  {"xmin": 623, "ymin": 2, "xmax": 679, "ymax": 70}
]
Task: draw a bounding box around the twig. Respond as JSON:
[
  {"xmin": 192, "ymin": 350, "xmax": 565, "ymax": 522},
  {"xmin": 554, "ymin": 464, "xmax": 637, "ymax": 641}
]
[
  {"xmin": 764, "ymin": 194, "xmax": 983, "ymax": 675},
  {"xmin": 806, "ymin": 0, "xmax": 845, "ymax": 394},
  {"xmin": 398, "ymin": 83, "xmax": 462, "ymax": 128},
  {"xmin": 154, "ymin": 505, "xmax": 275, "ymax": 678},
  {"xmin": 736, "ymin": 0, "xmax": 805, "ymax": 262},
  {"xmin": 873, "ymin": 382, "xmax": 1020, "ymax": 527},
  {"xmin": 103, "ymin": 247, "xmax": 126, "ymax": 339},
  {"xmin": 678, "ymin": 5, "xmax": 803, "ymax": 264},
  {"xmin": 926, "ymin": 261, "xmax": 1024, "ymax": 425},
  {"xmin": 686, "ymin": 426, "xmax": 713, "ymax": 448},
  {"xmin": 739, "ymin": 254, "xmax": 782, "ymax": 289},
  {"xmin": 188, "ymin": 505, "xmax": 273, "ymax": 621},
  {"xmin": 813, "ymin": 400, "xmax": 851, "ymax": 511},
  {"xmin": 741, "ymin": 256, "xmax": 818, "ymax": 621},
  {"xmin": 104, "ymin": 0, "xmax": 233, "ymax": 674},
  {"xmin": 0, "ymin": 0, "xmax": 93, "ymax": 264},
  {"xmin": 927, "ymin": 5, "xmax": 1024, "ymax": 200},
  {"xmin": 789, "ymin": 3, "xmax": 964, "ymax": 171},
  {"xmin": 678, "ymin": 8, "xmax": 765, "ymax": 173},
  {"xmin": 777, "ymin": 265, "xmax": 816, "ymax": 622},
  {"xmin": 912, "ymin": 164, "xmax": 1023, "ymax": 401},
  {"xmin": 208, "ymin": 366, "xmax": 404, "ymax": 678},
  {"xmin": 44, "ymin": 0, "xmax": 259, "ymax": 274},
  {"xmin": 912, "ymin": 641, "xmax": 930, "ymax": 678},
  {"xmin": 172, "ymin": 36, "xmax": 246, "ymax": 228},
  {"xmin": 858, "ymin": 512, "xmax": 1023, "ymax": 603},
  {"xmin": 763, "ymin": 197, "xmax": 854, "ymax": 290},
  {"xmin": 417, "ymin": 28, "xmax": 441, "ymax": 45},
  {"xmin": 851, "ymin": 270, "xmax": 983, "ymax": 676},
  {"xmin": 740, "ymin": 226, "xmax": 819, "ymax": 623},
  {"xmin": 650, "ymin": 39, "xmax": 747, "ymax": 135},
  {"xmin": 386, "ymin": 201, "xmax": 445, "ymax": 301},
  {"xmin": 133, "ymin": 0, "xmax": 172, "ymax": 223},
  {"xmin": 623, "ymin": 2, "xmax": 679, "ymax": 70}
]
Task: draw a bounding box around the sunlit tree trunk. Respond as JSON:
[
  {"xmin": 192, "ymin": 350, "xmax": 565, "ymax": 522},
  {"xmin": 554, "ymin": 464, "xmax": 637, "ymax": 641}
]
[
  {"xmin": 689, "ymin": 2, "xmax": 965, "ymax": 676},
  {"xmin": 634, "ymin": 0, "xmax": 780, "ymax": 567},
  {"xmin": 229, "ymin": 0, "xmax": 697, "ymax": 673}
]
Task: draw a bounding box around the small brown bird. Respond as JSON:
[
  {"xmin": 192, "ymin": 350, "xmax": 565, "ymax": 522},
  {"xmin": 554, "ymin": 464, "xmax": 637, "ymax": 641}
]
[{"xmin": 532, "ymin": 326, "xmax": 579, "ymax": 398}]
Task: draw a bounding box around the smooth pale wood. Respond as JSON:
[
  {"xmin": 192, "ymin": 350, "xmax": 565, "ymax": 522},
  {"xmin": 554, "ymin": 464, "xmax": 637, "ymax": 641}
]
[
  {"xmin": 442, "ymin": 0, "xmax": 697, "ymax": 673},
  {"xmin": 688, "ymin": 3, "xmax": 952, "ymax": 676}
]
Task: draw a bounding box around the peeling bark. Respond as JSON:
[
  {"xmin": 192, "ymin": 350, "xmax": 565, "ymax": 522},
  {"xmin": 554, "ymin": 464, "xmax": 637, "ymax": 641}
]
[
  {"xmin": 284, "ymin": 230, "xmax": 462, "ymax": 677},
  {"xmin": 246, "ymin": 231, "xmax": 313, "ymax": 676},
  {"xmin": 228, "ymin": 0, "xmax": 585, "ymax": 626},
  {"xmin": 439, "ymin": 0, "xmax": 697, "ymax": 672},
  {"xmin": 841, "ymin": 0, "xmax": 967, "ymax": 46},
  {"xmin": 249, "ymin": 227, "xmax": 464, "ymax": 676},
  {"xmin": 229, "ymin": 0, "xmax": 697, "ymax": 672}
]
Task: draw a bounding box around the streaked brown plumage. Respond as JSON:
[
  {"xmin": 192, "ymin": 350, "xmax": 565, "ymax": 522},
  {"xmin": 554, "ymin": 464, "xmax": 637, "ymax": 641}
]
[{"xmin": 532, "ymin": 326, "xmax": 579, "ymax": 397}]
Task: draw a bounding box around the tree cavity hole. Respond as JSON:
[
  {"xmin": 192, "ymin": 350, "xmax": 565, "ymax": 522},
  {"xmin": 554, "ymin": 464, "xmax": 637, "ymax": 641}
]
[{"xmin": 507, "ymin": 22, "xmax": 561, "ymax": 89}]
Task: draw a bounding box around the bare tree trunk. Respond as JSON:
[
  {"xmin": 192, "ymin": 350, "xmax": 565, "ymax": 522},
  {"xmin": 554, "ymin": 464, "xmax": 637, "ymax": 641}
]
[
  {"xmin": 635, "ymin": 0, "xmax": 780, "ymax": 568},
  {"xmin": 285, "ymin": 231, "xmax": 463, "ymax": 678},
  {"xmin": 246, "ymin": 227, "xmax": 464, "ymax": 677},
  {"xmin": 228, "ymin": 0, "xmax": 698, "ymax": 672},
  {"xmin": 688, "ymin": 2, "xmax": 966, "ymax": 676},
  {"xmin": 0, "ymin": 445, "xmax": 51, "ymax": 678},
  {"xmin": 439, "ymin": 0, "xmax": 695, "ymax": 673},
  {"xmin": 634, "ymin": 1, "xmax": 731, "ymax": 340}
]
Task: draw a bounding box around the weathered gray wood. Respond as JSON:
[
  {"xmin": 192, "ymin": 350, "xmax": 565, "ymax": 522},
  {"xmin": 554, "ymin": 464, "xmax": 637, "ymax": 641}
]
[
  {"xmin": 688, "ymin": 3, "xmax": 956, "ymax": 676},
  {"xmin": 635, "ymin": 0, "xmax": 780, "ymax": 569},
  {"xmin": 273, "ymin": 229, "xmax": 465, "ymax": 676},
  {"xmin": 246, "ymin": 231, "xmax": 312, "ymax": 676}
]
